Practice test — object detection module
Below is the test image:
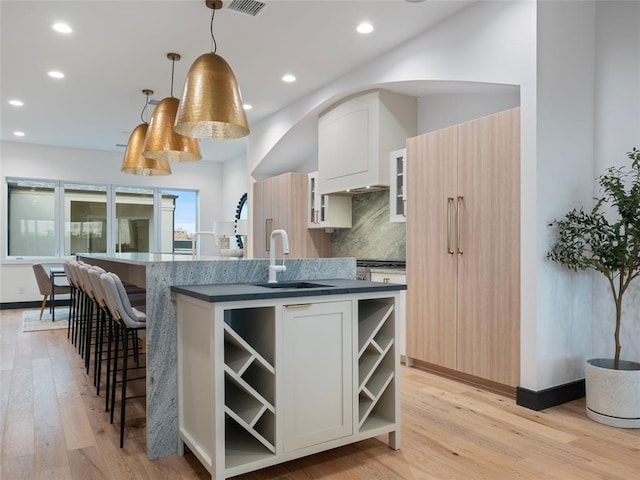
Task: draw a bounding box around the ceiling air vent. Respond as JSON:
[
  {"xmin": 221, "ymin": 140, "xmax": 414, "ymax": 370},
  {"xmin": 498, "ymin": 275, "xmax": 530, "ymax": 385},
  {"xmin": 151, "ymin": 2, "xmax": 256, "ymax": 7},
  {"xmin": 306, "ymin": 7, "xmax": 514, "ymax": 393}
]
[{"xmin": 227, "ymin": 0, "xmax": 266, "ymax": 16}]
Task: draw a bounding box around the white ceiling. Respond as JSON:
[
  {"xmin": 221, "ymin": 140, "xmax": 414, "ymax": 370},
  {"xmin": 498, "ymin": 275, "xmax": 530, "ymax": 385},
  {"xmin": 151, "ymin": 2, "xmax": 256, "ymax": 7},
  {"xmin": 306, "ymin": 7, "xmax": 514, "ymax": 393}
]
[{"xmin": 1, "ymin": 0, "xmax": 475, "ymax": 162}]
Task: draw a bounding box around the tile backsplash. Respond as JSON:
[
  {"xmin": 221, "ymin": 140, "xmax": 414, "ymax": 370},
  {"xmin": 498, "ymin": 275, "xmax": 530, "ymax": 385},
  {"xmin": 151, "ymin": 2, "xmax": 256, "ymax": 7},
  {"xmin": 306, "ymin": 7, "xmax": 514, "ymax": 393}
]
[{"xmin": 331, "ymin": 189, "xmax": 406, "ymax": 260}]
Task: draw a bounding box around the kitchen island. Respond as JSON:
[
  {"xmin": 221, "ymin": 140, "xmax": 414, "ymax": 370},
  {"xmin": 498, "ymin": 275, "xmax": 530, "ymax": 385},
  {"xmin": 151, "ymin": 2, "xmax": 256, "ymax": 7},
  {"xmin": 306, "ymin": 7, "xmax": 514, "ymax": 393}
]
[
  {"xmin": 76, "ymin": 253, "xmax": 355, "ymax": 459},
  {"xmin": 172, "ymin": 280, "xmax": 406, "ymax": 479}
]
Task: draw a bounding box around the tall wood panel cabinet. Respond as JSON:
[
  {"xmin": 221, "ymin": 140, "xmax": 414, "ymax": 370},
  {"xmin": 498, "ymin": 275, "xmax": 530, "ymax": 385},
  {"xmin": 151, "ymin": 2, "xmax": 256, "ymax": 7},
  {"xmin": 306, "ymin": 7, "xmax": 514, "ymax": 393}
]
[
  {"xmin": 253, "ymin": 172, "xmax": 331, "ymax": 259},
  {"xmin": 406, "ymin": 107, "xmax": 521, "ymax": 388}
]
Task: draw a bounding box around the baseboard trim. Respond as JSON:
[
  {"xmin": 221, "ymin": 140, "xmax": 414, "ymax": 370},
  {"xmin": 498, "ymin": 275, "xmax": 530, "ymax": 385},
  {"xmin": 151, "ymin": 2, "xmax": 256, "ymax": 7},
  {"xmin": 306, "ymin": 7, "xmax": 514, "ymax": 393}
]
[
  {"xmin": 405, "ymin": 358, "xmax": 516, "ymax": 398},
  {"xmin": 516, "ymin": 379, "xmax": 585, "ymax": 411},
  {"xmin": 1, "ymin": 299, "xmax": 70, "ymax": 310}
]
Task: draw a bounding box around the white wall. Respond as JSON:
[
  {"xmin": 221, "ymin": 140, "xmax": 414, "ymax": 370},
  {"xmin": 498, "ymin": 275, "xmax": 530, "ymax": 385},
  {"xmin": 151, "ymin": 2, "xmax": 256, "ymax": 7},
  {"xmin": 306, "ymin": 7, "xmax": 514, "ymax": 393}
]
[
  {"xmin": 221, "ymin": 155, "xmax": 248, "ymax": 249},
  {"xmin": 222, "ymin": 155, "xmax": 248, "ymax": 223},
  {"xmin": 530, "ymin": 1, "xmax": 597, "ymax": 390},
  {"xmin": 592, "ymin": 1, "xmax": 640, "ymax": 364},
  {"xmin": 0, "ymin": 140, "xmax": 227, "ymax": 303},
  {"xmin": 247, "ymin": 1, "xmax": 537, "ymax": 176},
  {"xmin": 532, "ymin": 1, "xmax": 640, "ymax": 387},
  {"xmin": 417, "ymin": 90, "xmax": 521, "ymax": 134}
]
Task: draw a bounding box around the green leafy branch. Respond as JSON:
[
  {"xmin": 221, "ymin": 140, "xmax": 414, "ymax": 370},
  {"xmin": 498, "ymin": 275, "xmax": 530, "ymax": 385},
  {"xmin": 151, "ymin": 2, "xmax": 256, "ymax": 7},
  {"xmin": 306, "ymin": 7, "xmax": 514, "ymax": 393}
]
[{"xmin": 547, "ymin": 148, "xmax": 640, "ymax": 368}]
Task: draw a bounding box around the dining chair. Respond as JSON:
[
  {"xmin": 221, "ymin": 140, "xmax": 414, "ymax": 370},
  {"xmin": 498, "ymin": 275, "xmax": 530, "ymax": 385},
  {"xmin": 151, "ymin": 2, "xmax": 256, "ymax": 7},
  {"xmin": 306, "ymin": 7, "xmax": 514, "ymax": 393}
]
[{"xmin": 32, "ymin": 263, "xmax": 71, "ymax": 321}]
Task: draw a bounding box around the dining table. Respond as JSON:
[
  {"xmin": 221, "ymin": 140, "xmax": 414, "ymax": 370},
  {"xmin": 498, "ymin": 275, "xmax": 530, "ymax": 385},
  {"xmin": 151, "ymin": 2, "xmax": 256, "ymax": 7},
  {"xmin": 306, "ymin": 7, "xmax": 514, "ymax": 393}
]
[{"xmin": 48, "ymin": 265, "xmax": 69, "ymax": 321}]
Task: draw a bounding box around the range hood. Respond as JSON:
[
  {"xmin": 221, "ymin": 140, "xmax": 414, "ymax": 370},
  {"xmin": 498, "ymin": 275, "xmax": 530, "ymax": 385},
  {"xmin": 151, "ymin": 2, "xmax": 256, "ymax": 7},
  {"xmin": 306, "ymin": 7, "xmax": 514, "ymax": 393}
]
[{"xmin": 317, "ymin": 89, "xmax": 417, "ymax": 194}]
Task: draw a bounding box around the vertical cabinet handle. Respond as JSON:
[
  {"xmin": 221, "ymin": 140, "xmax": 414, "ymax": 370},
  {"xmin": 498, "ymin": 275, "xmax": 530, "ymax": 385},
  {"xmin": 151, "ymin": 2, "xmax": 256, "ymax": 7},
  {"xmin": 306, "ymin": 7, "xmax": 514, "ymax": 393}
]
[
  {"xmin": 314, "ymin": 209, "xmax": 319, "ymax": 224},
  {"xmin": 265, "ymin": 218, "xmax": 273, "ymax": 251},
  {"xmin": 402, "ymin": 199, "xmax": 407, "ymax": 217},
  {"xmin": 447, "ymin": 197, "xmax": 454, "ymax": 254},
  {"xmin": 457, "ymin": 196, "xmax": 464, "ymax": 255}
]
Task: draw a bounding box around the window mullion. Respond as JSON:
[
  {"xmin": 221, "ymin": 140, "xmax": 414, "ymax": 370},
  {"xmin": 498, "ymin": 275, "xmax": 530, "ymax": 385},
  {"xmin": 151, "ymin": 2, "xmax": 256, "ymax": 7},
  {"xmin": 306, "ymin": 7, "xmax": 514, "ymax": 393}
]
[
  {"xmin": 153, "ymin": 188, "xmax": 162, "ymax": 254},
  {"xmin": 56, "ymin": 180, "xmax": 65, "ymax": 258},
  {"xmin": 106, "ymin": 185, "xmax": 115, "ymax": 255}
]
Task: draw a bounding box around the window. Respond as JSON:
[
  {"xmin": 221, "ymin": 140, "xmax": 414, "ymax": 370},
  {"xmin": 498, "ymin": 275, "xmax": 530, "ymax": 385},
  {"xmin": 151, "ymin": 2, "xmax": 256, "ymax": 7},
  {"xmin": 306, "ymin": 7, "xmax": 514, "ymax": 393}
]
[
  {"xmin": 64, "ymin": 183, "xmax": 108, "ymax": 255},
  {"xmin": 161, "ymin": 189, "xmax": 197, "ymax": 254},
  {"xmin": 5, "ymin": 177, "xmax": 198, "ymax": 258},
  {"xmin": 7, "ymin": 179, "xmax": 57, "ymax": 257},
  {"xmin": 115, "ymin": 187, "xmax": 154, "ymax": 253}
]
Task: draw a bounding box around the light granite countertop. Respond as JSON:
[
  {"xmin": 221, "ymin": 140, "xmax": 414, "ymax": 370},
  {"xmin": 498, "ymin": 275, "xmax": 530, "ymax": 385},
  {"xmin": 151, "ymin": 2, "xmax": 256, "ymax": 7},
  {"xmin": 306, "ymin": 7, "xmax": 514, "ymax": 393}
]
[{"xmin": 75, "ymin": 252, "xmax": 237, "ymax": 265}]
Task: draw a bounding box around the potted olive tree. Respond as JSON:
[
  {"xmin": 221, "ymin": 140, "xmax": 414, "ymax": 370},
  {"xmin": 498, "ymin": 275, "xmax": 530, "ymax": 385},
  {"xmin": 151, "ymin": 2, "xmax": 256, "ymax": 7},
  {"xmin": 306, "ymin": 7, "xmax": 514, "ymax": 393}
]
[{"xmin": 548, "ymin": 147, "xmax": 640, "ymax": 428}]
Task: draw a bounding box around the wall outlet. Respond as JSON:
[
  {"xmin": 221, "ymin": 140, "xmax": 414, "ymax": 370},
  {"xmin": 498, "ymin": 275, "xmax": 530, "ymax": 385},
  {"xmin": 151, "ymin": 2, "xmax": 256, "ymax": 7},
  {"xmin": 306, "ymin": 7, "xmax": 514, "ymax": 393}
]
[{"xmin": 18, "ymin": 287, "xmax": 24, "ymax": 295}]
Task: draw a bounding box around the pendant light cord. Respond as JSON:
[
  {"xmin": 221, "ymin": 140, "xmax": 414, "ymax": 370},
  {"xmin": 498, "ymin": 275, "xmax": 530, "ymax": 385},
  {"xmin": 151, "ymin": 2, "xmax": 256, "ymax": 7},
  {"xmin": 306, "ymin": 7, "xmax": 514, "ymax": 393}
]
[
  {"xmin": 170, "ymin": 56, "xmax": 176, "ymax": 97},
  {"xmin": 141, "ymin": 91, "xmax": 151, "ymax": 124},
  {"xmin": 210, "ymin": 6, "xmax": 217, "ymax": 54}
]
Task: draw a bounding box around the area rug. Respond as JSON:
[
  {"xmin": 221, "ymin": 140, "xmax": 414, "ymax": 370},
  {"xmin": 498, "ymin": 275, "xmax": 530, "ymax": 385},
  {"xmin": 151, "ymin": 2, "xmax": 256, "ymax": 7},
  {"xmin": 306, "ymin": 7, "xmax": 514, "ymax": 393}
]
[{"xmin": 22, "ymin": 308, "xmax": 69, "ymax": 332}]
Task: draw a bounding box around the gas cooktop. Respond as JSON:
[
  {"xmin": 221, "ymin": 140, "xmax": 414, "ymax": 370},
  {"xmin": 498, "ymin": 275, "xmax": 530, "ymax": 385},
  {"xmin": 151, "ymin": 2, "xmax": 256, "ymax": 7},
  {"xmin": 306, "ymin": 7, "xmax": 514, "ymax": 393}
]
[{"xmin": 356, "ymin": 259, "xmax": 406, "ymax": 268}]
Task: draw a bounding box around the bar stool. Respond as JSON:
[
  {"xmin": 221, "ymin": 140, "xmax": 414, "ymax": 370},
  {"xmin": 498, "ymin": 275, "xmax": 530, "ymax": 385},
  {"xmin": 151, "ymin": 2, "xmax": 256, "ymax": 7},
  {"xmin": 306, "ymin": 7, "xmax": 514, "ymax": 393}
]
[
  {"xmin": 77, "ymin": 263, "xmax": 98, "ymax": 372},
  {"xmin": 101, "ymin": 272, "xmax": 146, "ymax": 448},
  {"xmin": 63, "ymin": 260, "xmax": 80, "ymax": 340},
  {"xmin": 87, "ymin": 266, "xmax": 110, "ymax": 396},
  {"xmin": 68, "ymin": 260, "xmax": 89, "ymax": 349}
]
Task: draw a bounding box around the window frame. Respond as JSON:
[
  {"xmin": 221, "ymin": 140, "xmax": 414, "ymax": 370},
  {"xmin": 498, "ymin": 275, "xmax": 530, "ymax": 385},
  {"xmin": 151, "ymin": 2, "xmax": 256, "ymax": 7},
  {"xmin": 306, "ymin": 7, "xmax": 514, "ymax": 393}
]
[{"xmin": 4, "ymin": 177, "xmax": 199, "ymax": 260}]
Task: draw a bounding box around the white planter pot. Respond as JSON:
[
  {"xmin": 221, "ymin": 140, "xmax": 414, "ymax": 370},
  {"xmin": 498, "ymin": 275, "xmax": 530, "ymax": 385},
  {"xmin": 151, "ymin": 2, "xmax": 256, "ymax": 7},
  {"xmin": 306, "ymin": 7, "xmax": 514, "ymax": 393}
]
[{"xmin": 585, "ymin": 358, "xmax": 640, "ymax": 428}]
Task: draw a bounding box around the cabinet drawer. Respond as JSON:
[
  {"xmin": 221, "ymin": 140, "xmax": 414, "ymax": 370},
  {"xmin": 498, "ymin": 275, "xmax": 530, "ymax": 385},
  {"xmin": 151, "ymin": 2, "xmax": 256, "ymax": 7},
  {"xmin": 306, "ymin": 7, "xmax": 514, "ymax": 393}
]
[{"xmin": 370, "ymin": 272, "xmax": 406, "ymax": 285}]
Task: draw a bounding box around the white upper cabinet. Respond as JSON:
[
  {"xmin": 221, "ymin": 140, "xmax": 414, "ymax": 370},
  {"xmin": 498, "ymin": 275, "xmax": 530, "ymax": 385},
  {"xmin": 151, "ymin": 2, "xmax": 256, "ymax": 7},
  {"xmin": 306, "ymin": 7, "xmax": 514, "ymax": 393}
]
[
  {"xmin": 308, "ymin": 171, "xmax": 352, "ymax": 229},
  {"xmin": 389, "ymin": 148, "xmax": 407, "ymax": 223},
  {"xmin": 318, "ymin": 90, "xmax": 416, "ymax": 194}
]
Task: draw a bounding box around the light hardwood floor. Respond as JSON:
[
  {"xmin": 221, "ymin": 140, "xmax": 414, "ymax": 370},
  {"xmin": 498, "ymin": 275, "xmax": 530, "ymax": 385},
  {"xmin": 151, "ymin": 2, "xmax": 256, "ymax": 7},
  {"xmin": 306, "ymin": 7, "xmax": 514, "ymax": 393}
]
[{"xmin": 1, "ymin": 308, "xmax": 638, "ymax": 479}]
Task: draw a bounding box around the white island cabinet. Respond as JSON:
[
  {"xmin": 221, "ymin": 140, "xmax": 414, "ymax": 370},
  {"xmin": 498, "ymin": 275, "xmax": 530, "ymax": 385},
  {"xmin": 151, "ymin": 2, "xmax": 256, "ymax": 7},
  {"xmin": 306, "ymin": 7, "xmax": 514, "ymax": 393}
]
[{"xmin": 173, "ymin": 281, "xmax": 403, "ymax": 480}]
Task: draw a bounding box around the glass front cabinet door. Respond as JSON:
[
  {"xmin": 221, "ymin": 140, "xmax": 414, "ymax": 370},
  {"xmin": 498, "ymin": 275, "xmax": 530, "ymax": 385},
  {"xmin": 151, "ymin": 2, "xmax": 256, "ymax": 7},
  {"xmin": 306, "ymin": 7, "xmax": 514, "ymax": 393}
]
[
  {"xmin": 389, "ymin": 149, "xmax": 407, "ymax": 223},
  {"xmin": 308, "ymin": 171, "xmax": 352, "ymax": 229}
]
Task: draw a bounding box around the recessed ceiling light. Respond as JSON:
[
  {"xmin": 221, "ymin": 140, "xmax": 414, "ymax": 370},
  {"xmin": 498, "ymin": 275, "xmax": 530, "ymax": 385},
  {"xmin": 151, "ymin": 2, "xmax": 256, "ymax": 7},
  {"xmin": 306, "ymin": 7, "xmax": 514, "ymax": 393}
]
[
  {"xmin": 13, "ymin": 131, "xmax": 25, "ymax": 137},
  {"xmin": 9, "ymin": 99, "xmax": 24, "ymax": 106},
  {"xmin": 52, "ymin": 23, "xmax": 72, "ymax": 34},
  {"xmin": 357, "ymin": 22, "xmax": 374, "ymax": 34},
  {"xmin": 282, "ymin": 74, "xmax": 296, "ymax": 83},
  {"xmin": 48, "ymin": 70, "xmax": 65, "ymax": 79},
  {"xmin": 243, "ymin": 104, "xmax": 252, "ymax": 110}
]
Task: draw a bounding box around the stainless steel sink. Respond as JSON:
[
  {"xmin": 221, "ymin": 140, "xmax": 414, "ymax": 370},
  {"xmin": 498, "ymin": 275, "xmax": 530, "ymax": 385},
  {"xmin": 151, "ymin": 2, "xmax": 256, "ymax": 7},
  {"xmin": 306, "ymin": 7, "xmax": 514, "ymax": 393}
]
[{"xmin": 252, "ymin": 281, "xmax": 330, "ymax": 289}]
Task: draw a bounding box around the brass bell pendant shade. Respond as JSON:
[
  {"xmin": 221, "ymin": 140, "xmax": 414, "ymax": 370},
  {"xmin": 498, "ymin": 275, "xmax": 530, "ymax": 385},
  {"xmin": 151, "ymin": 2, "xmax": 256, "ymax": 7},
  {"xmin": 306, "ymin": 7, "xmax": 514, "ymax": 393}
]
[
  {"xmin": 121, "ymin": 123, "xmax": 172, "ymax": 176},
  {"xmin": 174, "ymin": 52, "xmax": 250, "ymax": 140},
  {"xmin": 121, "ymin": 89, "xmax": 172, "ymax": 176},
  {"xmin": 143, "ymin": 96, "xmax": 202, "ymax": 162},
  {"xmin": 143, "ymin": 53, "xmax": 202, "ymax": 162}
]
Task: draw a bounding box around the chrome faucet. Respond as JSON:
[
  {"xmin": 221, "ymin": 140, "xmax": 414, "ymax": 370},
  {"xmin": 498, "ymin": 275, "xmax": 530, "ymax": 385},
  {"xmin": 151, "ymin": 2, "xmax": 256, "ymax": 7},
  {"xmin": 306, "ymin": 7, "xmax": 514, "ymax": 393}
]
[
  {"xmin": 268, "ymin": 229, "xmax": 290, "ymax": 283},
  {"xmin": 191, "ymin": 231, "xmax": 216, "ymax": 258}
]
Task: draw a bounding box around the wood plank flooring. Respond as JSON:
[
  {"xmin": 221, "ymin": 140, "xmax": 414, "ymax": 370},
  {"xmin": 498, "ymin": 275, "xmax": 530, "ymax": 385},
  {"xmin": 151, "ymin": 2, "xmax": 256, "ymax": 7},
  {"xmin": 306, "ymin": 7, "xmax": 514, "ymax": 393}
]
[{"xmin": 1, "ymin": 308, "xmax": 638, "ymax": 479}]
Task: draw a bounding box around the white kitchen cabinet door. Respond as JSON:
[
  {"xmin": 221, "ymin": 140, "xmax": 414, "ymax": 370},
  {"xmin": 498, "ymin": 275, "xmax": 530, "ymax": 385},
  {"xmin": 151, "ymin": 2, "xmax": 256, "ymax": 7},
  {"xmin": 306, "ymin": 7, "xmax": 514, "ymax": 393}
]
[
  {"xmin": 307, "ymin": 171, "xmax": 352, "ymax": 229},
  {"xmin": 389, "ymin": 149, "xmax": 407, "ymax": 223},
  {"xmin": 281, "ymin": 300, "xmax": 353, "ymax": 453}
]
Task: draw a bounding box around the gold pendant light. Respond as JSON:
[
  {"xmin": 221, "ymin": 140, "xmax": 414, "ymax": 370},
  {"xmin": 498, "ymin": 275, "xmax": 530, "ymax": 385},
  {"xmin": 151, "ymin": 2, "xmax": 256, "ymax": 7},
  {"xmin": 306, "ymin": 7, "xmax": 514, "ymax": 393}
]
[
  {"xmin": 143, "ymin": 53, "xmax": 202, "ymax": 162},
  {"xmin": 121, "ymin": 89, "xmax": 172, "ymax": 176},
  {"xmin": 174, "ymin": 0, "xmax": 250, "ymax": 140}
]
